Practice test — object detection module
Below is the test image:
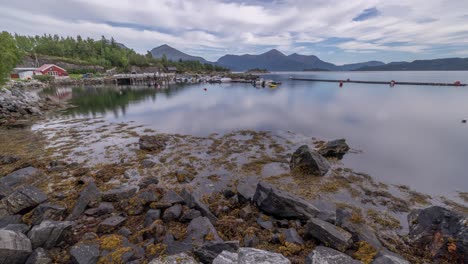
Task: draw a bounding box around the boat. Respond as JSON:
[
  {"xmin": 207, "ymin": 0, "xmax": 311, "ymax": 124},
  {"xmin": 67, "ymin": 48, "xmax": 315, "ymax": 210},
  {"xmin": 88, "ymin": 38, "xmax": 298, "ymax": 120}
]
[{"xmin": 268, "ymin": 84, "xmax": 277, "ymax": 88}]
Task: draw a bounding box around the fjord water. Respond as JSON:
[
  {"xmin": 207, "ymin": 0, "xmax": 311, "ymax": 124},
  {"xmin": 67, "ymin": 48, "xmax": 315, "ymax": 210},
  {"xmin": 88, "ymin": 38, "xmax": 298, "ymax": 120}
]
[{"xmin": 43, "ymin": 71, "xmax": 468, "ymax": 197}]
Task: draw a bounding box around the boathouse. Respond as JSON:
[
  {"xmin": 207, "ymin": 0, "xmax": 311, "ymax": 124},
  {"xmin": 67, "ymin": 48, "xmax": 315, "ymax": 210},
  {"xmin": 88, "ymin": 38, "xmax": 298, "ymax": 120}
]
[
  {"xmin": 34, "ymin": 64, "xmax": 69, "ymax": 78},
  {"xmin": 10, "ymin": 68, "xmax": 37, "ymax": 79}
]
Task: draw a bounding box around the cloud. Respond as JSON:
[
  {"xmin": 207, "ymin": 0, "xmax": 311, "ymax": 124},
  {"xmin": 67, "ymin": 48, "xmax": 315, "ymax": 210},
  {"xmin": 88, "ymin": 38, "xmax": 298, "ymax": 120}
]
[{"xmin": 352, "ymin": 7, "xmax": 381, "ymax": 21}]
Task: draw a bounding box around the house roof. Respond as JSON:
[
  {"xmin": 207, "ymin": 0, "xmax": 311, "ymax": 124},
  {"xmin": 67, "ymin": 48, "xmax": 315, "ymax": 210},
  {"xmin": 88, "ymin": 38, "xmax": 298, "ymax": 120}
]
[{"xmin": 36, "ymin": 64, "xmax": 67, "ymax": 72}]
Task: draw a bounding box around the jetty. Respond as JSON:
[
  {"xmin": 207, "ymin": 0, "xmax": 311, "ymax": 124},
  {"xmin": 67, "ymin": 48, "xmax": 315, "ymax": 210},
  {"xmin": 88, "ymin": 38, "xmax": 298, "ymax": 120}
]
[
  {"xmin": 113, "ymin": 73, "xmax": 175, "ymax": 86},
  {"xmin": 290, "ymin": 77, "xmax": 467, "ymax": 87}
]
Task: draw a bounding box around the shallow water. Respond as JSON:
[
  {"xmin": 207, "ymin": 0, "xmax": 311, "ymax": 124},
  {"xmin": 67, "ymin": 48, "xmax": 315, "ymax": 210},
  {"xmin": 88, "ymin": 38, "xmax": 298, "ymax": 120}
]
[{"xmin": 38, "ymin": 71, "xmax": 468, "ymax": 196}]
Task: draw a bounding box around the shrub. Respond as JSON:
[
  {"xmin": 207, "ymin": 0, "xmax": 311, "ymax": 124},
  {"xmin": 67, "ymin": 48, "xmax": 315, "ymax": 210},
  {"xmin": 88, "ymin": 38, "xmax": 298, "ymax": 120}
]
[{"xmin": 33, "ymin": 75, "xmax": 53, "ymax": 82}]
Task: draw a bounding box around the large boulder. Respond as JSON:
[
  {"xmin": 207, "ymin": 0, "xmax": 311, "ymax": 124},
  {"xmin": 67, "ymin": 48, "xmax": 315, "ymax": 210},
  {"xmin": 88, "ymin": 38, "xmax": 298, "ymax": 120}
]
[
  {"xmin": 408, "ymin": 206, "xmax": 467, "ymax": 263},
  {"xmin": 180, "ymin": 189, "xmax": 217, "ymax": 224},
  {"xmin": 0, "ymin": 184, "xmax": 13, "ymax": 200},
  {"xmin": 252, "ymin": 182, "xmax": 320, "ymax": 220},
  {"xmin": 3, "ymin": 185, "xmax": 47, "ymax": 215},
  {"xmin": 162, "ymin": 204, "xmax": 182, "ymax": 222},
  {"xmin": 238, "ymin": 247, "xmax": 290, "ymax": 264},
  {"xmin": 102, "ymin": 186, "xmax": 138, "ymax": 202},
  {"xmin": 336, "ymin": 207, "xmax": 382, "ymax": 249},
  {"xmin": 139, "ymin": 135, "xmax": 168, "ymax": 152},
  {"xmin": 70, "ymin": 243, "xmax": 100, "ymax": 264},
  {"xmin": 149, "ymin": 252, "xmax": 198, "ymax": 264},
  {"xmin": 84, "ymin": 202, "xmax": 114, "ymax": 217},
  {"xmin": 25, "ymin": 247, "xmax": 51, "ymax": 264},
  {"xmin": 305, "ymin": 218, "xmax": 353, "ymax": 252},
  {"xmin": 27, "ymin": 220, "xmax": 72, "ymax": 249},
  {"xmin": 28, "ymin": 203, "xmax": 66, "ymax": 225},
  {"xmin": 0, "ymin": 167, "xmax": 42, "ymax": 188},
  {"xmin": 66, "ymin": 182, "xmax": 100, "ymax": 221},
  {"xmin": 290, "ymin": 145, "xmax": 330, "ymax": 176},
  {"xmin": 0, "ymin": 230, "xmax": 32, "ymax": 264},
  {"xmin": 305, "ymin": 246, "xmax": 360, "ymax": 264},
  {"xmin": 213, "ymin": 251, "xmax": 238, "ymax": 264},
  {"xmin": 318, "ymin": 139, "xmax": 350, "ymax": 159},
  {"xmin": 97, "ymin": 216, "xmax": 126, "ymax": 233},
  {"xmin": 194, "ymin": 241, "xmax": 239, "ymax": 264}
]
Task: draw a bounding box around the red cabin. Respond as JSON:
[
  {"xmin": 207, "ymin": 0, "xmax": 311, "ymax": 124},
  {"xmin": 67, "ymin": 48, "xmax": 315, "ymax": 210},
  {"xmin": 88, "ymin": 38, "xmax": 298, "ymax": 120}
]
[{"xmin": 34, "ymin": 64, "xmax": 69, "ymax": 78}]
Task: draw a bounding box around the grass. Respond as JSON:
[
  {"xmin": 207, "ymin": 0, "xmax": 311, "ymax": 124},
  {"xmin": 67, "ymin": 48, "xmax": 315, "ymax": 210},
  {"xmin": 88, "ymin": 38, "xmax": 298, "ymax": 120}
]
[
  {"xmin": 353, "ymin": 241, "xmax": 378, "ymax": 264},
  {"xmin": 69, "ymin": 74, "xmax": 83, "ymax": 80},
  {"xmin": 367, "ymin": 209, "xmax": 401, "ymax": 229}
]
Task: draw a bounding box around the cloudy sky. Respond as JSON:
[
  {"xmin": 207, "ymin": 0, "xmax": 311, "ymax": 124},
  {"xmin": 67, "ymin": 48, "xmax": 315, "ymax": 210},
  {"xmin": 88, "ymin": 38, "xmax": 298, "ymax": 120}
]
[{"xmin": 1, "ymin": 0, "xmax": 468, "ymax": 64}]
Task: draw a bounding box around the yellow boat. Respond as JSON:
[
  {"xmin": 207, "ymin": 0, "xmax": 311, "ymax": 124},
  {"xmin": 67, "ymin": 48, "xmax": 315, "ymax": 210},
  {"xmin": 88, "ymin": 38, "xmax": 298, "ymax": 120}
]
[{"xmin": 268, "ymin": 84, "xmax": 277, "ymax": 88}]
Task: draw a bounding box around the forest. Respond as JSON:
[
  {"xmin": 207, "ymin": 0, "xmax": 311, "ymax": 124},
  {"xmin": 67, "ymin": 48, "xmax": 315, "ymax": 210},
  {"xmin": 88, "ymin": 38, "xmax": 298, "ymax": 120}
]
[{"xmin": 0, "ymin": 31, "xmax": 228, "ymax": 84}]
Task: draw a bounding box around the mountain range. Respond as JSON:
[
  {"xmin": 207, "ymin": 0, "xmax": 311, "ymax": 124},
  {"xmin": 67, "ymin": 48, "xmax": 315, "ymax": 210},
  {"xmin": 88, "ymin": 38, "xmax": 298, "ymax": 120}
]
[{"xmin": 150, "ymin": 44, "xmax": 468, "ymax": 71}]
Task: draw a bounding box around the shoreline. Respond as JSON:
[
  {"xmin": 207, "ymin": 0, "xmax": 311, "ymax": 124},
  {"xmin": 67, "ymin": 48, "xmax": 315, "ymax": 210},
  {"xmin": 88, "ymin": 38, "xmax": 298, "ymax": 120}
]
[{"xmin": 0, "ymin": 83, "xmax": 466, "ymax": 263}]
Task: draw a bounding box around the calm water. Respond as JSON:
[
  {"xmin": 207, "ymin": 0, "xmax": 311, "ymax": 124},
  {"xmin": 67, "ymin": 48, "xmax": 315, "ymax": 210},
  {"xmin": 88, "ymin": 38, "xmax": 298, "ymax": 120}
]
[{"xmin": 42, "ymin": 72, "xmax": 468, "ymax": 196}]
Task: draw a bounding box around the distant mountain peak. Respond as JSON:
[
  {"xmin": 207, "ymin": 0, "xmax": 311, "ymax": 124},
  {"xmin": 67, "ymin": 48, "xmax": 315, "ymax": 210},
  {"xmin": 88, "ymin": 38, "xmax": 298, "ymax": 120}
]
[
  {"xmin": 150, "ymin": 44, "xmax": 208, "ymax": 63},
  {"xmin": 263, "ymin": 49, "xmax": 285, "ymax": 56}
]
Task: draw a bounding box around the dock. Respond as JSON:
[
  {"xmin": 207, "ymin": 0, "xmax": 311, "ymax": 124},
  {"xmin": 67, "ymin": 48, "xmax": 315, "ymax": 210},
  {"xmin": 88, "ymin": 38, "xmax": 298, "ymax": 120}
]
[
  {"xmin": 113, "ymin": 73, "xmax": 175, "ymax": 86},
  {"xmin": 290, "ymin": 77, "xmax": 467, "ymax": 87}
]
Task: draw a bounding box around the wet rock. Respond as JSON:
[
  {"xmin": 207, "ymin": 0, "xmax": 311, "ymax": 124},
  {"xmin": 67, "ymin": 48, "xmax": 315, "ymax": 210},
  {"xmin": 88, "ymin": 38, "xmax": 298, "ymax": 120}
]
[
  {"xmin": 70, "ymin": 243, "xmax": 100, "ymax": 264},
  {"xmin": 238, "ymin": 247, "xmax": 290, "ymax": 264},
  {"xmin": 98, "ymin": 216, "xmax": 126, "ymax": 233},
  {"xmin": 139, "ymin": 135, "xmax": 168, "ymax": 152},
  {"xmin": 290, "ymin": 145, "xmax": 330, "ymax": 176},
  {"xmin": 162, "ymin": 204, "xmax": 182, "ymax": 222},
  {"xmin": 180, "ymin": 209, "xmax": 202, "ymax": 223},
  {"xmin": 282, "ymin": 228, "xmax": 304, "ymax": 245},
  {"xmin": 243, "ymin": 233, "xmax": 259, "ymax": 247},
  {"xmin": 2, "ymin": 224, "xmax": 30, "ymax": 234},
  {"xmin": 336, "ymin": 207, "xmax": 382, "ymax": 249},
  {"xmin": 159, "ymin": 190, "xmax": 184, "ymax": 206},
  {"xmin": 25, "ymin": 247, "xmax": 51, "ymax": 264},
  {"xmin": 371, "ymin": 251, "xmax": 409, "ymax": 264},
  {"xmin": 84, "ymin": 202, "xmax": 114, "ymax": 216},
  {"xmin": 102, "ymin": 186, "xmax": 138, "ymax": 202},
  {"xmin": 0, "ymin": 230, "xmax": 32, "ymax": 264},
  {"xmin": 253, "ymin": 182, "xmax": 320, "ymax": 220},
  {"xmin": 194, "ymin": 241, "xmax": 240, "ymax": 264},
  {"xmin": 67, "ymin": 182, "xmax": 100, "ymax": 221},
  {"xmin": 144, "ymin": 209, "xmax": 161, "ymax": 227},
  {"xmin": 256, "ymin": 215, "xmax": 274, "ymax": 230},
  {"xmin": 0, "ymin": 167, "xmax": 42, "ymax": 188},
  {"xmin": 236, "ymin": 180, "xmax": 256, "ymax": 203},
  {"xmin": 305, "ymin": 246, "xmax": 360, "ymax": 264},
  {"xmin": 318, "ymin": 139, "xmax": 350, "ymax": 159},
  {"xmin": 305, "ymin": 218, "xmax": 352, "ymax": 252},
  {"xmin": 29, "ymin": 203, "xmax": 66, "ymax": 226},
  {"xmin": 27, "ymin": 220, "xmax": 72, "ymax": 249},
  {"xmin": 141, "ymin": 159, "xmax": 156, "ymax": 168},
  {"xmin": 408, "ymin": 206, "xmax": 467, "ymax": 262},
  {"xmin": 213, "ymin": 250, "xmax": 238, "ymax": 264},
  {"xmin": 149, "ymin": 252, "xmax": 198, "ymax": 264},
  {"xmin": 180, "ymin": 189, "xmax": 217, "ymax": 224},
  {"xmin": 3, "ymin": 185, "xmax": 47, "ymax": 215},
  {"xmin": 0, "ymin": 155, "xmax": 20, "ymax": 165}
]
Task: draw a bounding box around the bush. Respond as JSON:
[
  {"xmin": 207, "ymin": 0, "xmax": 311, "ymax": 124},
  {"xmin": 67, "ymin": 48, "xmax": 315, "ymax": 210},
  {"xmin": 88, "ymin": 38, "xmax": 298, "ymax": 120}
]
[{"xmin": 33, "ymin": 75, "xmax": 54, "ymax": 82}]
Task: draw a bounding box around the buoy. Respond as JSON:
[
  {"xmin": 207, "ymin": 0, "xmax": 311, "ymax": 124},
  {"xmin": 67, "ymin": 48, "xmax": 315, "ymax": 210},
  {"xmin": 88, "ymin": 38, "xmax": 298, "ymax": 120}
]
[
  {"xmin": 454, "ymin": 81, "xmax": 461, "ymax": 86},
  {"xmin": 339, "ymin": 81, "xmax": 343, "ymax": 87},
  {"xmin": 390, "ymin": 80, "xmax": 396, "ymax": 87},
  {"xmin": 203, "ymin": 88, "xmax": 207, "ymax": 91},
  {"xmin": 462, "ymin": 119, "xmax": 467, "ymax": 124},
  {"xmin": 346, "ymin": 78, "xmax": 350, "ymax": 82}
]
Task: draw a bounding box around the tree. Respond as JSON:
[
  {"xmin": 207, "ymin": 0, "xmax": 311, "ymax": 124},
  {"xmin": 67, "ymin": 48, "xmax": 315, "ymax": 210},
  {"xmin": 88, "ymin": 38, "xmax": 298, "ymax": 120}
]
[{"xmin": 0, "ymin": 32, "xmax": 21, "ymax": 85}]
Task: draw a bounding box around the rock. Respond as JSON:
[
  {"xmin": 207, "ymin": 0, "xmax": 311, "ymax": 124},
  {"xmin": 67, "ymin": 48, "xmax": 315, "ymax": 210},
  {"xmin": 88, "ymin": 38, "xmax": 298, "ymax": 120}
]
[
  {"xmin": 84, "ymin": 202, "xmax": 114, "ymax": 216},
  {"xmin": 256, "ymin": 215, "xmax": 274, "ymax": 230},
  {"xmin": 289, "ymin": 145, "xmax": 330, "ymax": 176},
  {"xmin": 98, "ymin": 216, "xmax": 126, "ymax": 233},
  {"xmin": 305, "ymin": 218, "xmax": 352, "ymax": 252},
  {"xmin": 27, "ymin": 220, "xmax": 72, "ymax": 249},
  {"xmin": 82, "ymin": 232, "xmax": 98, "ymax": 241},
  {"xmin": 0, "ymin": 167, "xmax": 42, "ymax": 188},
  {"xmin": 2, "ymin": 224, "xmax": 30, "ymax": 234},
  {"xmin": 243, "ymin": 233, "xmax": 259, "ymax": 247},
  {"xmin": 194, "ymin": 241, "xmax": 240, "ymax": 264},
  {"xmin": 0, "ymin": 215, "xmax": 22, "ymax": 228},
  {"xmin": 253, "ymin": 182, "xmax": 320, "ymax": 220},
  {"xmin": 336, "ymin": 207, "xmax": 382, "ymax": 249},
  {"xmin": 3, "ymin": 185, "xmax": 48, "ymax": 215},
  {"xmin": 25, "ymin": 247, "xmax": 51, "ymax": 264},
  {"xmin": 180, "ymin": 209, "xmax": 202, "ymax": 223},
  {"xmin": 318, "ymin": 139, "xmax": 350, "ymax": 159},
  {"xmin": 180, "ymin": 189, "xmax": 217, "ymax": 224},
  {"xmin": 371, "ymin": 252, "xmax": 409, "ymax": 264},
  {"xmin": 0, "ymin": 155, "xmax": 20, "ymax": 165},
  {"xmin": 174, "ymin": 170, "xmax": 195, "ymax": 183},
  {"xmin": 408, "ymin": 206, "xmax": 467, "ymax": 262},
  {"xmin": 118, "ymin": 227, "xmax": 132, "ymax": 238},
  {"xmin": 144, "ymin": 209, "xmax": 161, "ymax": 227},
  {"xmin": 213, "ymin": 250, "xmax": 238, "ymax": 264},
  {"xmin": 141, "ymin": 159, "xmax": 156, "ymax": 168},
  {"xmin": 305, "ymin": 246, "xmax": 360, "ymax": 264},
  {"xmin": 160, "ymin": 190, "xmax": 184, "ymax": 206},
  {"xmin": 138, "ymin": 177, "xmax": 159, "ymax": 189},
  {"xmin": 149, "ymin": 252, "xmax": 198, "ymax": 264},
  {"xmin": 67, "ymin": 182, "xmax": 101, "ymax": 221},
  {"xmin": 162, "ymin": 204, "xmax": 182, "ymax": 222},
  {"xmin": 0, "ymin": 184, "xmax": 13, "ymax": 199},
  {"xmin": 238, "ymin": 247, "xmax": 290, "ymax": 264},
  {"xmin": 139, "ymin": 135, "xmax": 168, "ymax": 152},
  {"xmin": 0, "ymin": 230, "xmax": 32, "ymax": 264},
  {"xmin": 29, "ymin": 203, "xmax": 66, "ymax": 226},
  {"xmin": 102, "ymin": 186, "xmax": 138, "ymax": 202},
  {"xmin": 282, "ymin": 228, "xmax": 304, "ymax": 245},
  {"xmin": 239, "ymin": 205, "xmax": 253, "ymax": 220},
  {"xmin": 70, "ymin": 243, "xmax": 100, "ymax": 264},
  {"xmin": 236, "ymin": 180, "xmax": 256, "ymax": 203}
]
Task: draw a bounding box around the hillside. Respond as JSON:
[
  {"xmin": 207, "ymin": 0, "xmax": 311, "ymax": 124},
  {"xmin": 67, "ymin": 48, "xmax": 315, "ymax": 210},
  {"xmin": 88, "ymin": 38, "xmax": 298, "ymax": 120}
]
[
  {"xmin": 356, "ymin": 58, "xmax": 468, "ymax": 71},
  {"xmin": 150, "ymin": 44, "xmax": 209, "ymax": 63}
]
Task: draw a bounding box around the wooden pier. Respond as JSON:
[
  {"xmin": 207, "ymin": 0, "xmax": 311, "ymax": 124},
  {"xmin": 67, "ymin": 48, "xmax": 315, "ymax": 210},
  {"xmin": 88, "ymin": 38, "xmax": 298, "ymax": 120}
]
[
  {"xmin": 290, "ymin": 77, "xmax": 467, "ymax": 87},
  {"xmin": 113, "ymin": 73, "xmax": 175, "ymax": 86}
]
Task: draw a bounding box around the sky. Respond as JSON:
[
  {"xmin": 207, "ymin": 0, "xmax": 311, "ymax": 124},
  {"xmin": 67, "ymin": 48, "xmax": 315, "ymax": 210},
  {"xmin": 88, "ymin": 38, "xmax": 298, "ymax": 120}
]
[{"xmin": 1, "ymin": 0, "xmax": 468, "ymax": 64}]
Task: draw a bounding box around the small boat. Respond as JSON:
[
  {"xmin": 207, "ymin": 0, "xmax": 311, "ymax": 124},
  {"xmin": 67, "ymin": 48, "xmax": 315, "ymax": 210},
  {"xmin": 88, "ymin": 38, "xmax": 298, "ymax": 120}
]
[{"xmin": 268, "ymin": 84, "xmax": 277, "ymax": 88}]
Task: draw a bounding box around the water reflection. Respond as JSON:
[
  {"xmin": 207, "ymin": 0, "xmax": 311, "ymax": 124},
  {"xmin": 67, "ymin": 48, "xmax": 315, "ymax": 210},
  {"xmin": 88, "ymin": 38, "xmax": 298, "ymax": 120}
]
[{"xmin": 40, "ymin": 72, "xmax": 468, "ymax": 196}]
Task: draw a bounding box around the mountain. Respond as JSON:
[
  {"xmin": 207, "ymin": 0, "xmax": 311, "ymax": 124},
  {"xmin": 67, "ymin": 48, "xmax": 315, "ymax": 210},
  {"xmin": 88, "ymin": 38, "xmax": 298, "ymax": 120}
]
[
  {"xmin": 150, "ymin": 44, "xmax": 209, "ymax": 63},
  {"xmin": 356, "ymin": 58, "xmax": 468, "ymax": 71},
  {"xmin": 337, "ymin": 61, "xmax": 385, "ymax": 71}
]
